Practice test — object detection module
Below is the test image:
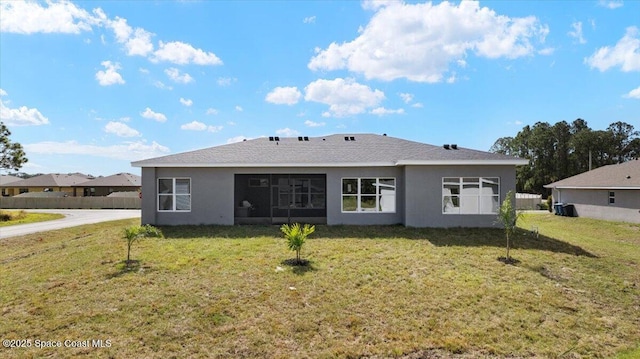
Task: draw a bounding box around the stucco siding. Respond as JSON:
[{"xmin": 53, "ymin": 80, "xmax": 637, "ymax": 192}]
[
  {"xmin": 553, "ymin": 188, "xmax": 640, "ymax": 223},
  {"xmin": 404, "ymin": 165, "xmax": 516, "ymax": 227},
  {"xmin": 325, "ymin": 167, "xmax": 404, "ymax": 225}
]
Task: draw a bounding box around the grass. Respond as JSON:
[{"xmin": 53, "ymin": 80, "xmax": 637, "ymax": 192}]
[
  {"xmin": 0, "ymin": 213, "xmax": 638, "ymax": 358},
  {"xmin": 0, "ymin": 210, "xmax": 64, "ymax": 227}
]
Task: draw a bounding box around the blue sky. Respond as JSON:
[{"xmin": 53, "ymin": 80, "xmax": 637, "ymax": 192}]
[{"xmin": 1, "ymin": 0, "xmax": 638, "ymax": 176}]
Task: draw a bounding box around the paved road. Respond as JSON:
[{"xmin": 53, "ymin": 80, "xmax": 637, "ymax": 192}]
[{"xmin": 0, "ymin": 209, "xmax": 141, "ymax": 239}]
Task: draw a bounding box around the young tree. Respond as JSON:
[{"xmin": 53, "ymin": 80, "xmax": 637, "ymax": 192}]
[
  {"xmin": 124, "ymin": 224, "xmax": 163, "ymax": 266},
  {"xmin": 0, "ymin": 122, "xmax": 28, "ymax": 171},
  {"xmin": 496, "ymin": 190, "xmax": 521, "ymax": 263},
  {"xmin": 280, "ymin": 223, "xmax": 315, "ymax": 265}
]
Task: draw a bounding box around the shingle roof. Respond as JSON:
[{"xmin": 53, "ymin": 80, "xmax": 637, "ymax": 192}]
[
  {"xmin": 0, "ymin": 175, "xmax": 22, "ymax": 186},
  {"xmin": 132, "ymin": 134, "xmax": 527, "ymax": 168},
  {"xmin": 6, "ymin": 173, "xmax": 92, "ymax": 187},
  {"xmin": 545, "ymin": 159, "xmax": 640, "ymax": 189},
  {"xmin": 76, "ymin": 173, "xmax": 141, "ymax": 187}
]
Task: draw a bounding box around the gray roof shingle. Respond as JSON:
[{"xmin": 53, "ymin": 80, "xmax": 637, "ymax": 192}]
[
  {"xmin": 132, "ymin": 134, "xmax": 527, "ymax": 167},
  {"xmin": 76, "ymin": 173, "xmax": 141, "ymax": 187},
  {"xmin": 6, "ymin": 173, "xmax": 92, "ymax": 188},
  {"xmin": 545, "ymin": 159, "xmax": 640, "ymax": 189}
]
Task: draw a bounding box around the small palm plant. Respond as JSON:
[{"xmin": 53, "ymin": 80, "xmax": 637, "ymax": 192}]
[
  {"xmin": 496, "ymin": 190, "xmax": 522, "ymax": 264},
  {"xmin": 280, "ymin": 223, "xmax": 315, "ymax": 265},
  {"xmin": 124, "ymin": 224, "xmax": 163, "ymax": 266}
]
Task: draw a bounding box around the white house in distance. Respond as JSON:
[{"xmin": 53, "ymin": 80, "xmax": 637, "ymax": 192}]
[
  {"xmin": 132, "ymin": 133, "xmax": 528, "ymax": 227},
  {"xmin": 545, "ymin": 159, "xmax": 640, "ymax": 223}
]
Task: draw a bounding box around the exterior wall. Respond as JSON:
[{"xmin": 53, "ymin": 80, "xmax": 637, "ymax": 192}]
[
  {"xmin": 553, "ymin": 188, "xmax": 640, "ymax": 223},
  {"xmin": 404, "ymin": 165, "xmax": 517, "ymax": 228},
  {"xmin": 142, "ymin": 167, "xmax": 235, "ymax": 226},
  {"xmin": 140, "ymin": 165, "xmax": 515, "ymax": 227},
  {"xmin": 325, "ymin": 166, "xmax": 404, "ymax": 225}
]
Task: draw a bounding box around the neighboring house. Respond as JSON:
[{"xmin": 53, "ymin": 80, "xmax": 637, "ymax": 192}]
[
  {"xmin": 75, "ymin": 172, "xmax": 141, "ymax": 196},
  {"xmin": 0, "ymin": 175, "xmax": 22, "ymax": 196},
  {"xmin": 132, "ymin": 134, "xmax": 528, "ymax": 227},
  {"xmin": 544, "ymin": 159, "xmax": 640, "ymax": 224},
  {"xmin": 0, "ymin": 173, "xmax": 92, "ymax": 197}
]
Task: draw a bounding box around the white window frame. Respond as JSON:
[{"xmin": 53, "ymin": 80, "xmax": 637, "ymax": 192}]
[
  {"xmin": 157, "ymin": 177, "xmax": 191, "ymax": 212},
  {"xmin": 442, "ymin": 177, "xmax": 500, "ymax": 215},
  {"xmin": 341, "ymin": 177, "xmax": 396, "ymax": 213}
]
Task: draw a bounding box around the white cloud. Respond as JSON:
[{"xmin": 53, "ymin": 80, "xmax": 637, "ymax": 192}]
[
  {"xmin": 180, "ymin": 121, "xmax": 206, "ymax": 131},
  {"xmin": 152, "ymin": 41, "xmax": 223, "ymax": 65},
  {"xmin": 370, "ymin": 107, "xmax": 405, "ymax": 116},
  {"xmin": 235, "ymin": 105, "xmax": 244, "ymax": 112},
  {"xmin": 598, "ymin": 0, "xmax": 624, "ymax": 9},
  {"xmin": 25, "ymin": 140, "xmax": 170, "ymax": 161},
  {"xmin": 361, "ymin": 0, "xmax": 400, "ymax": 11},
  {"xmin": 104, "ymin": 121, "xmax": 141, "ymax": 137},
  {"xmin": 585, "ymin": 26, "xmax": 640, "ymax": 72},
  {"xmin": 624, "ymin": 86, "xmax": 640, "ymax": 99},
  {"xmin": 206, "ymin": 108, "xmax": 219, "ymax": 115},
  {"xmin": 309, "ymin": 1, "xmax": 549, "ymax": 82},
  {"xmin": 180, "ymin": 121, "xmax": 223, "ymax": 132},
  {"xmin": 0, "ymin": 0, "xmax": 100, "ymax": 34},
  {"xmin": 139, "ymin": 68, "xmax": 150, "ymax": 74},
  {"xmin": 153, "ymin": 81, "xmax": 173, "ymax": 90},
  {"xmin": 0, "ymin": 95, "xmax": 50, "ymax": 126},
  {"xmin": 276, "ymin": 128, "xmax": 300, "ymax": 137},
  {"xmin": 95, "ymin": 61, "xmax": 125, "ymax": 86},
  {"xmin": 538, "ymin": 47, "xmax": 555, "ymax": 55},
  {"xmin": 217, "ymin": 77, "xmax": 236, "ymax": 86},
  {"xmin": 568, "ymin": 21, "xmax": 586, "ymax": 44},
  {"xmin": 108, "ymin": 17, "xmax": 154, "ymax": 57},
  {"xmin": 303, "ymin": 16, "xmax": 316, "ymax": 24},
  {"xmin": 399, "ymin": 93, "xmax": 413, "ymax": 104},
  {"xmin": 265, "ymin": 86, "xmax": 302, "ymax": 105},
  {"xmin": 140, "ymin": 107, "xmax": 167, "ymax": 122},
  {"xmin": 304, "ymin": 78, "xmax": 385, "ymax": 117},
  {"xmin": 227, "ymin": 136, "xmax": 251, "ymax": 144},
  {"xmin": 411, "ymin": 102, "xmax": 424, "ymax": 108},
  {"xmin": 304, "ymin": 120, "xmax": 326, "ymax": 127},
  {"xmin": 180, "ymin": 98, "xmax": 193, "ymax": 107},
  {"xmin": 165, "ymin": 68, "xmax": 194, "ymax": 84}
]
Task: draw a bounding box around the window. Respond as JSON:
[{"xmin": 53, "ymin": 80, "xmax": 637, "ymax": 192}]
[
  {"xmin": 609, "ymin": 191, "xmax": 615, "ymax": 205},
  {"xmin": 342, "ymin": 178, "xmax": 396, "ymax": 213},
  {"xmin": 158, "ymin": 178, "xmax": 191, "ymax": 212},
  {"xmin": 442, "ymin": 177, "xmax": 499, "ymax": 214},
  {"xmin": 277, "ymin": 178, "xmax": 325, "ymax": 209}
]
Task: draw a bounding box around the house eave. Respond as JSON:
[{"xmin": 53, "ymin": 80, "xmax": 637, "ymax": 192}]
[
  {"xmin": 132, "ymin": 159, "xmax": 528, "ymax": 168},
  {"xmin": 545, "ymin": 185, "xmax": 640, "ymax": 190}
]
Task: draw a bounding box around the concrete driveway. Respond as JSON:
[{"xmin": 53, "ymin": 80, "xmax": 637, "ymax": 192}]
[{"xmin": 0, "ymin": 209, "xmax": 141, "ymax": 239}]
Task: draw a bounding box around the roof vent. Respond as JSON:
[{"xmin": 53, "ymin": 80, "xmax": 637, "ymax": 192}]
[
  {"xmin": 298, "ymin": 136, "xmax": 303, "ymax": 141},
  {"xmin": 304, "ymin": 136, "xmax": 309, "ymax": 141},
  {"xmin": 350, "ymin": 136, "xmax": 355, "ymax": 141},
  {"xmin": 443, "ymin": 144, "xmax": 450, "ymax": 150},
  {"xmin": 383, "ymin": 133, "xmax": 387, "ymax": 136},
  {"xmin": 344, "ymin": 136, "xmax": 350, "ymax": 141},
  {"xmin": 451, "ymin": 144, "xmax": 458, "ymax": 150},
  {"xmin": 274, "ymin": 136, "xmax": 280, "ymax": 141},
  {"xmin": 269, "ymin": 136, "xmax": 274, "ymax": 141}
]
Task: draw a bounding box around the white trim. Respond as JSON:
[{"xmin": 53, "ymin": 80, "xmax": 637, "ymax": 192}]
[
  {"xmin": 548, "ymin": 186, "xmax": 640, "ymax": 190},
  {"xmin": 157, "ymin": 177, "xmax": 191, "ymax": 212},
  {"xmin": 133, "ymin": 159, "xmax": 528, "ymax": 168},
  {"xmin": 341, "ymin": 177, "xmax": 396, "ymax": 213},
  {"xmin": 442, "ymin": 177, "xmax": 500, "ymax": 215}
]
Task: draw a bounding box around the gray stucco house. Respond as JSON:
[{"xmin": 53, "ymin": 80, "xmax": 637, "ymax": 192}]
[
  {"xmin": 131, "ymin": 134, "xmax": 528, "ymax": 227},
  {"xmin": 544, "ymin": 159, "xmax": 640, "ymax": 224}
]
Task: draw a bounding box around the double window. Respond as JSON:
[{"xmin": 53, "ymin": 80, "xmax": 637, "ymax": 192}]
[
  {"xmin": 442, "ymin": 177, "xmax": 499, "ymax": 214},
  {"xmin": 342, "ymin": 178, "xmax": 396, "ymax": 213},
  {"xmin": 609, "ymin": 191, "xmax": 615, "ymax": 205},
  {"xmin": 158, "ymin": 178, "xmax": 191, "ymax": 212}
]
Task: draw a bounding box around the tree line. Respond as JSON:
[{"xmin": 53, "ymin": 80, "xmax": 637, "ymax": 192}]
[{"xmin": 490, "ymin": 119, "xmax": 640, "ymax": 196}]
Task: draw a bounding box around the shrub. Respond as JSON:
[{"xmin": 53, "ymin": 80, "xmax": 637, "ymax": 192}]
[
  {"xmin": 280, "ymin": 223, "xmax": 315, "ymax": 265},
  {"xmin": 0, "ymin": 210, "xmax": 27, "ymax": 222},
  {"xmin": 124, "ymin": 224, "xmax": 163, "ymax": 265}
]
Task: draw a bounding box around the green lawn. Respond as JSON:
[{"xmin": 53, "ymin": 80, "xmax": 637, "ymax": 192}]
[
  {"xmin": 0, "ymin": 210, "xmax": 65, "ymax": 227},
  {"xmin": 0, "ymin": 214, "xmax": 638, "ymax": 358}
]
